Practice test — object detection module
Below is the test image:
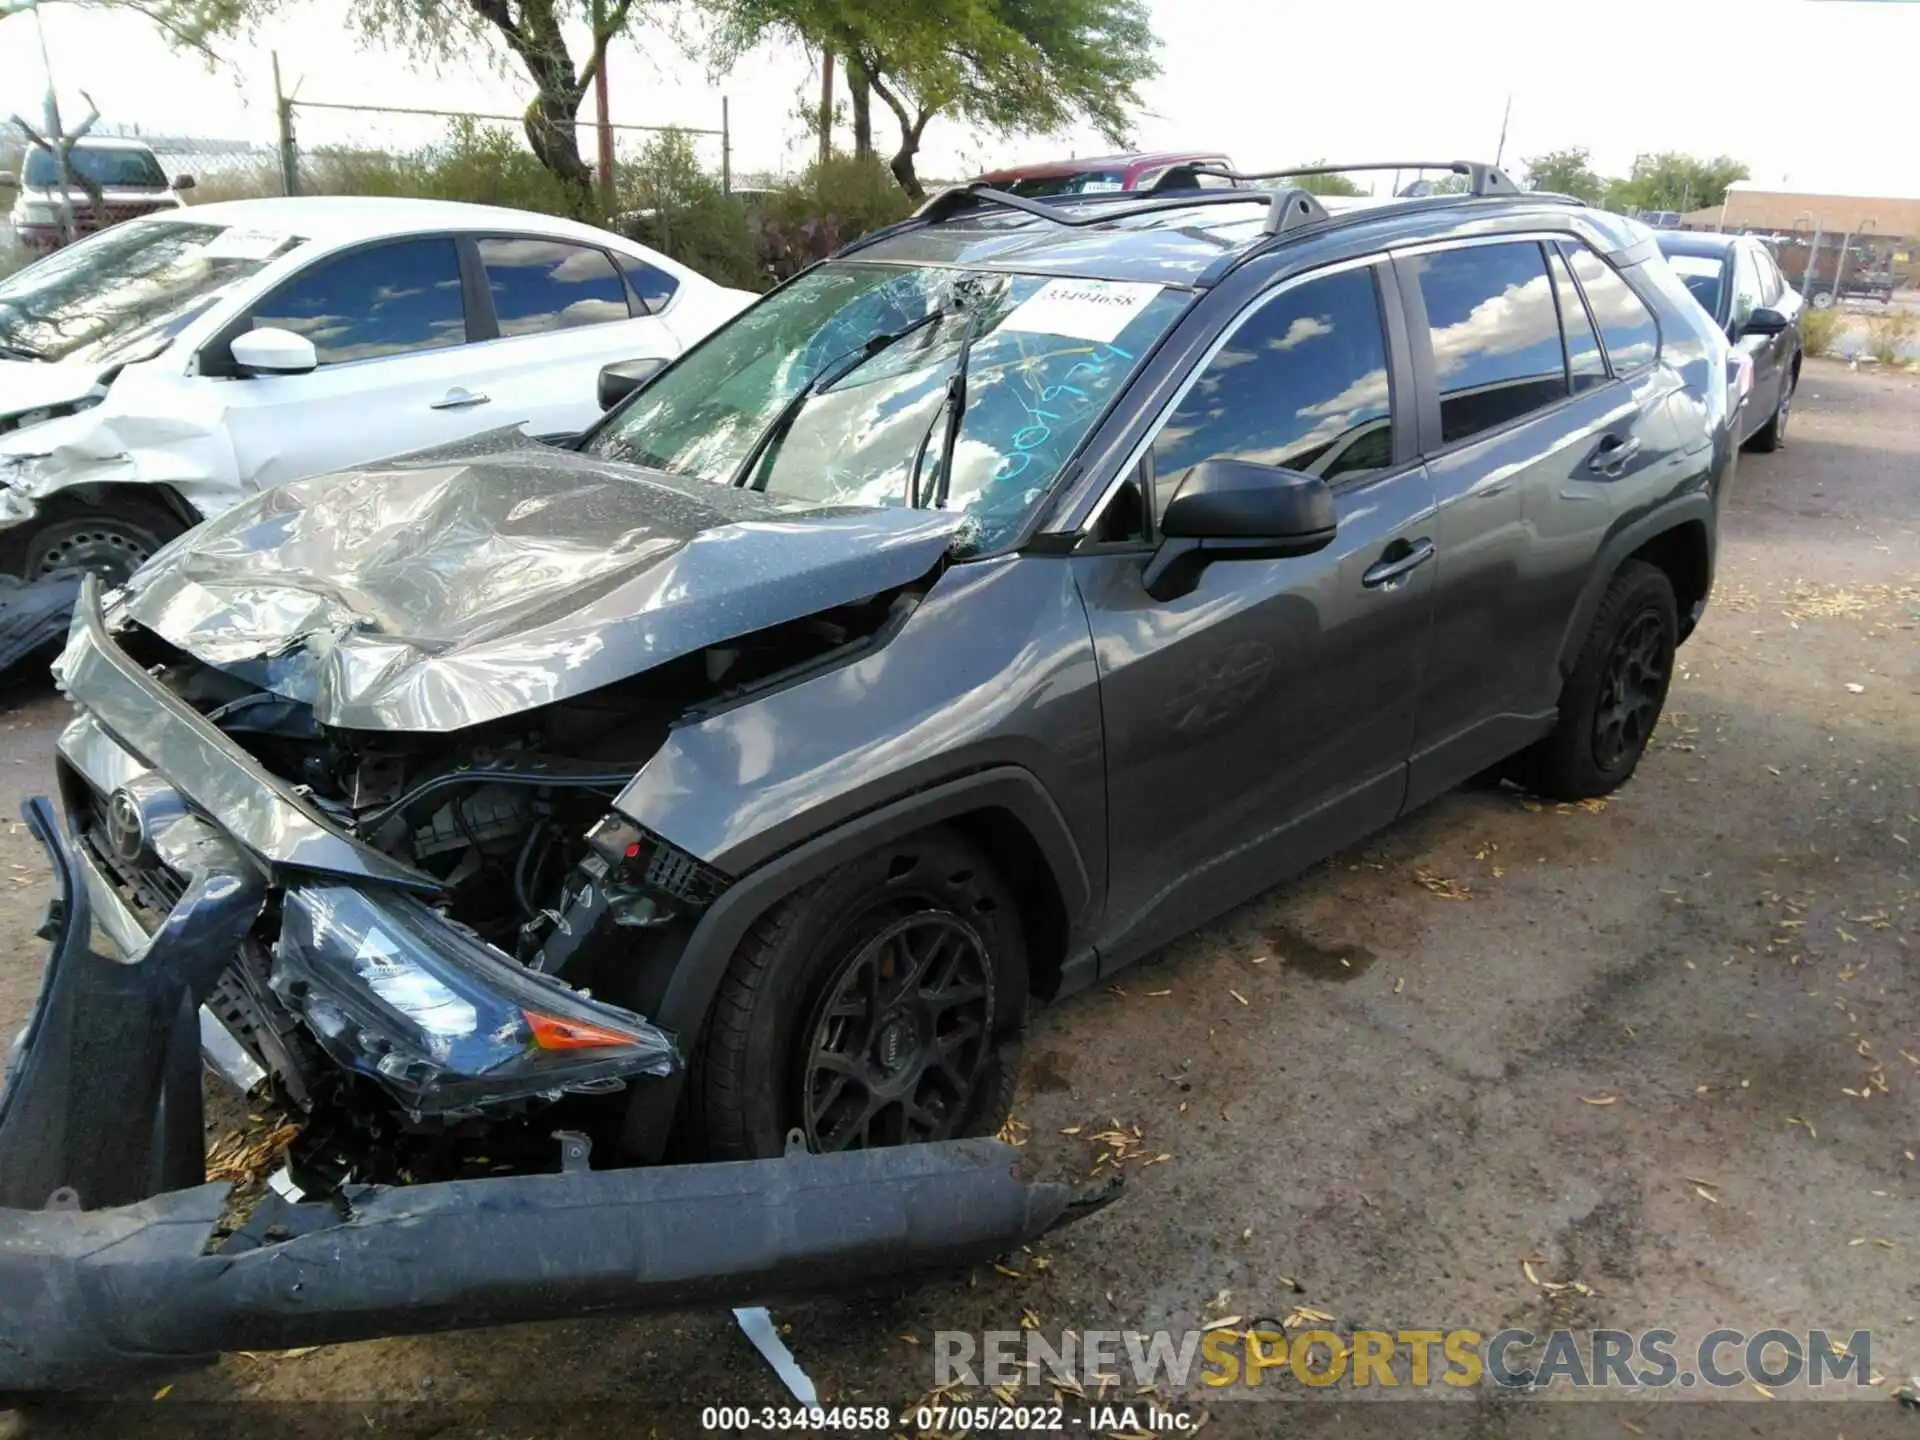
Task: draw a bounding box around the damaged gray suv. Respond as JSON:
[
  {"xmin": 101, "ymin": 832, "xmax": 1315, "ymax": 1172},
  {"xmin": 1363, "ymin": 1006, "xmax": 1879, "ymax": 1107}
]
[{"xmin": 0, "ymin": 162, "xmax": 1735, "ymax": 1389}]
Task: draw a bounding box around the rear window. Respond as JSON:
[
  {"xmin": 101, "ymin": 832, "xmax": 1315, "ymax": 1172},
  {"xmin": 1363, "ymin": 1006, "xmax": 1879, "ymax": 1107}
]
[
  {"xmin": 1005, "ymin": 171, "xmax": 1127, "ymax": 198},
  {"xmin": 1564, "ymin": 243, "xmax": 1660, "ymax": 373},
  {"xmin": 477, "ymin": 237, "xmax": 631, "ymax": 336},
  {"xmin": 1408, "ymin": 240, "xmax": 1568, "ymax": 445}
]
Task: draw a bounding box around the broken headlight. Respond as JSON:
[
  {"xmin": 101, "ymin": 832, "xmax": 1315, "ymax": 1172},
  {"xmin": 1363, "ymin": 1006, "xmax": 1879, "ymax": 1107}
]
[{"xmin": 271, "ymin": 883, "xmax": 678, "ymax": 1118}]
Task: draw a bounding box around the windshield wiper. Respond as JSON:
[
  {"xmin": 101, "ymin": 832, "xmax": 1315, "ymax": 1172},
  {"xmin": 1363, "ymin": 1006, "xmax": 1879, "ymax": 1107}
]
[
  {"xmin": 908, "ymin": 308, "xmax": 984, "ymax": 510},
  {"xmin": 0, "ymin": 342, "xmax": 45, "ymax": 362},
  {"xmin": 730, "ymin": 308, "xmax": 947, "ymax": 491}
]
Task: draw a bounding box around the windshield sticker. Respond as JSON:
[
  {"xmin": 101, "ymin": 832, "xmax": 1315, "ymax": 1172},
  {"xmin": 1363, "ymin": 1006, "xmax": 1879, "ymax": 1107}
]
[
  {"xmin": 199, "ymin": 229, "xmax": 291, "ymax": 261},
  {"xmin": 1000, "ymin": 279, "xmax": 1165, "ymax": 345}
]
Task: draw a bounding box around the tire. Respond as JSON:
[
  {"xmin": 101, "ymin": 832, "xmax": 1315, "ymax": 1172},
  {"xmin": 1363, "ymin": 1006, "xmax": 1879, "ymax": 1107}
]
[
  {"xmin": 1515, "ymin": 560, "xmax": 1677, "ymax": 802},
  {"xmin": 689, "ymin": 826, "xmax": 1027, "ymax": 1162},
  {"xmin": 1745, "ymin": 366, "xmax": 1794, "ymax": 453},
  {"xmin": 13, "ymin": 497, "xmax": 184, "ymax": 585},
  {"xmin": 1811, "ymin": 290, "xmax": 1835, "ymax": 310}
]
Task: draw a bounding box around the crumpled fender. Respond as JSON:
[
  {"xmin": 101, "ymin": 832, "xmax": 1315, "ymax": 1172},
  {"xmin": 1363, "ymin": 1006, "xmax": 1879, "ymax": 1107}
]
[{"xmin": 0, "ymin": 388, "xmax": 247, "ymax": 526}]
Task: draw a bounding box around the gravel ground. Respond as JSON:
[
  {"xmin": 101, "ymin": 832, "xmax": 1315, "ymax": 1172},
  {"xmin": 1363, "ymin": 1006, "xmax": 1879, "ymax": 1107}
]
[{"xmin": 0, "ymin": 360, "xmax": 1915, "ymax": 1437}]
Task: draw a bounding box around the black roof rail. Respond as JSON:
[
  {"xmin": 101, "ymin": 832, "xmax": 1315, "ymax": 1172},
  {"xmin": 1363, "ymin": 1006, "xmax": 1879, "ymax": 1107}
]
[
  {"xmin": 1185, "ymin": 160, "xmax": 1522, "ymax": 198},
  {"xmin": 907, "ymin": 181, "xmax": 1332, "ymax": 238}
]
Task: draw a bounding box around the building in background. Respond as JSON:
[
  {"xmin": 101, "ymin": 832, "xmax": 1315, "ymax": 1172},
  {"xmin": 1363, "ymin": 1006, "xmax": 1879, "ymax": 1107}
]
[{"xmin": 1683, "ymin": 185, "xmax": 1920, "ymax": 296}]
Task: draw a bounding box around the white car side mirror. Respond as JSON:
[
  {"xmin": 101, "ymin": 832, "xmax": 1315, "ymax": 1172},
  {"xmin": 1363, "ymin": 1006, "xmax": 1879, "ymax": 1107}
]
[{"xmin": 231, "ymin": 326, "xmax": 319, "ymax": 376}]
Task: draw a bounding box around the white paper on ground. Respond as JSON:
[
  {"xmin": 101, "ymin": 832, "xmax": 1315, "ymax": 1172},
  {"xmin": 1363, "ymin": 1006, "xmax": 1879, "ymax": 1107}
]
[{"xmin": 999, "ymin": 278, "xmax": 1164, "ymax": 344}]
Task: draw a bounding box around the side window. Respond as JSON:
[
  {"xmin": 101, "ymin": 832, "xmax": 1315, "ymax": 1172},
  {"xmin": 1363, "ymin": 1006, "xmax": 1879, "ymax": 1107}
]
[
  {"xmin": 253, "ymin": 238, "xmax": 466, "ymax": 365},
  {"xmin": 1753, "ymin": 246, "xmax": 1783, "ymax": 304},
  {"xmin": 1546, "ymin": 247, "xmax": 1609, "ymax": 393},
  {"xmin": 1150, "ymin": 266, "xmax": 1394, "ymax": 524},
  {"xmin": 478, "ymin": 237, "xmax": 631, "ymax": 336},
  {"xmin": 616, "ymin": 252, "xmax": 681, "ymax": 312},
  {"xmin": 1407, "ymin": 240, "xmax": 1567, "ymax": 445},
  {"xmin": 1562, "ymin": 243, "xmax": 1660, "ymax": 374}
]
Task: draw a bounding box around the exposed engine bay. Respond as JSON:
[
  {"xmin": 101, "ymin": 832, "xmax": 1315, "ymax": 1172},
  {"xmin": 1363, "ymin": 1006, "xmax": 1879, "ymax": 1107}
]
[{"xmin": 83, "ymin": 587, "xmax": 921, "ymax": 1190}]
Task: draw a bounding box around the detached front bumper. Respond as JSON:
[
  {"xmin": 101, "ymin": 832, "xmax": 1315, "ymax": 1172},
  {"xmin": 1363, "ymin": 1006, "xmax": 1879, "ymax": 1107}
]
[
  {"xmin": 0, "ymin": 572, "xmax": 79, "ymax": 676},
  {"xmin": 0, "ymin": 581, "xmax": 1118, "ymax": 1392}
]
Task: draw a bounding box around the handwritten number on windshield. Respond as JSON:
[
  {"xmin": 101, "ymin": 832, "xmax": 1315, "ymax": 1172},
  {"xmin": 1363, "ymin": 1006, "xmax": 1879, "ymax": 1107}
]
[{"xmin": 990, "ymin": 342, "xmax": 1135, "ymax": 486}]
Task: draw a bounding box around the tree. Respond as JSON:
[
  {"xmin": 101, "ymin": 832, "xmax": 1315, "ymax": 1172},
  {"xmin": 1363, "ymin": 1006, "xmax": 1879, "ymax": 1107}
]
[
  {"xmin": 714, "ymin": 0, "xmax": 1158, "ymax": 199},
  {"xmin": 1607, "ymin": 152, "xmax": 1748, "ymax": 215},
  {"xmin": 347, "ymin": 0, "xmax": 646, "ymax": 210},
  {"xmin": 1282, "ymin": 160, "xmax": 1363, "ymax": 197},
  {"xmin": 28, "ymin": 0, "xmax": 255, "ymax": 60},
  {"xmin": 110, "ymin": 0, "xmax": 647, "ymax": 211},
  {"xmin": 1521, "ymin": 146, "xmax": 1608, "ymax": 205}
]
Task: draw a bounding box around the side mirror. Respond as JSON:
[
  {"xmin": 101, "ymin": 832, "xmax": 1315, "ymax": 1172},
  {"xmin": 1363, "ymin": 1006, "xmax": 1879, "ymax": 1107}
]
[
  {"xmin": 171, "ymin": 174, "xmax": 196, "ymax": 192},
  {"xmin": 1143, "ymin": 457, "xmax": 1337, "ymax": 601},
  {"xmin": 1740, "ymin": 305, "xmax": 1790, "ymax": 338},
  {"xmin": 0, "ymin": 171, "xmax": 15, "ymax": 190},
  {"xmin": 599, "ymin": 355, "xmax": 666, "ymax": 410},
  {"xmin": 230, "ymin": 326, "xmax": 319, "ymax": 376}
]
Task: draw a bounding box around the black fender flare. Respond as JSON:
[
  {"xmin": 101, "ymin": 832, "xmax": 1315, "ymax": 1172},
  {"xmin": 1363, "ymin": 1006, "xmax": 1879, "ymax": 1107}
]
[
  {"xmin": 626, "ymin": 767, "xmax": 1091, "ymax": 1158},
  {"xmin": 1553, "ymin": 491, "xmax": 1714, "ymax": 675},
  {"xmin": 655, "ymin": 765, "xmax": 1090, "ymax": 1039}
]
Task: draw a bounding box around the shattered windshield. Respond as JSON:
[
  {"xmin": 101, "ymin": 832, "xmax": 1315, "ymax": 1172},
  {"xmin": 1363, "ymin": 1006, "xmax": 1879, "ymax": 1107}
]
[
  {"xmin": 587, "ymin": 261, "xmax": 1190, "ymax": 553},
  {"xmin": 0, "ymin": 219, "xmax": 299, "ymax": 365}
]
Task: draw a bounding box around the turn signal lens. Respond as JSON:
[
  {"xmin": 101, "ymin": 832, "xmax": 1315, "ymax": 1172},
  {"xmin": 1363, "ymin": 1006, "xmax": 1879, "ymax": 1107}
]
[{"xmin": 525, "ymin": 1009, "xmax": 642, "ymax": 1051}]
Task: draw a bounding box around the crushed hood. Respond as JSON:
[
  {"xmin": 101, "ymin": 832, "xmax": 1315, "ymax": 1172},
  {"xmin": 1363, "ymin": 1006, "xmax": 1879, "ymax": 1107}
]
[{"xmin": 120, "ymin": 430, "xmax": 964, "ymax": 732}]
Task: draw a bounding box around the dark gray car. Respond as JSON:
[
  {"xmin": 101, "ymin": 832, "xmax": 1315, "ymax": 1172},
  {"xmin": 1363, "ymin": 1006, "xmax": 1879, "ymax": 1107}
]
[
  {"xmin": 0, "ymin": 162, "xmax": 1736, "ymax": 1387},
  {"xmin": 1657, "ymin": 229, "xmax": 1802, "ymax": 451}
]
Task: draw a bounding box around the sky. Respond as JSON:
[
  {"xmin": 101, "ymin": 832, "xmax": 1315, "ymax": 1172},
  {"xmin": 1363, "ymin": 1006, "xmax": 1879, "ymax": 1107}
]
[{"xmin": 4, "ymin": 0, "xmax": 1920, "ymax": 198}]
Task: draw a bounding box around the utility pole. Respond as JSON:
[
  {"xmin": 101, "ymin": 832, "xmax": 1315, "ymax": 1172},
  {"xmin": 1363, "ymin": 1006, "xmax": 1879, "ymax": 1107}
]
[
  {"xmin": 272, "ymin": 51, "xmax": 299, "ymax": 196},
  {"xmin": 24, "ymin": 0, "xmax": 73, "ymax": 243},
  {"xmin": 1802, "ymin": 221, "xmax": 1824, "ymax": 303},
  {"xmin": 818, "ymin": 47, "xmax": 834, "ymax": 168},
  {"xmin": 592, "ymin": 0, "xmax": 615, "ymax": 213}
]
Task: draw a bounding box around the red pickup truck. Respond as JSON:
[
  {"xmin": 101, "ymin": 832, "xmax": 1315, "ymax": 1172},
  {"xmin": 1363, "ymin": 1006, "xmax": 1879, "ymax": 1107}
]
[{"xmin": 970, "ymin": 150, "xmax": 1237, "ymax": 197}]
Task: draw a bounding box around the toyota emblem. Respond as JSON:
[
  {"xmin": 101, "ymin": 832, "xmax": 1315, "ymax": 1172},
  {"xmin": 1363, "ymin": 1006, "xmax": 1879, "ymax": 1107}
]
[{"xmin": 103, "ymin": 788, "xmax": 149, "ymax": 865}]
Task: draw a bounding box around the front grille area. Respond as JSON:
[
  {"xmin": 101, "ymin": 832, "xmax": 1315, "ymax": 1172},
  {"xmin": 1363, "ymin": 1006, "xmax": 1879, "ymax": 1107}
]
[
  {"xmin": 69, "ymin": 781, "xmax": 187, "ymax": 923},
  {"xmin": 70, "ymin": 202, "xmax": 171, "ymax": 233}
]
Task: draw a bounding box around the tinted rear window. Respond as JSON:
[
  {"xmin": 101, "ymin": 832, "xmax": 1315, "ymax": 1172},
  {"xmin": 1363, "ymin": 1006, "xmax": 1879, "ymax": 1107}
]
[
  {"xmin": 1564, "ymin": 243, "xmax": 1660, "ymax": 373},
  {"xmin": 1005, "ymin": 171, "xmax": 1127, "ymax": 197},
  {"xmin": 478, "ymin": 237, "xmax": 631, "ymax": 336},
  {"xmin": 1408, "ymin": 241, "xmax": 1568, "ymax": 445}
]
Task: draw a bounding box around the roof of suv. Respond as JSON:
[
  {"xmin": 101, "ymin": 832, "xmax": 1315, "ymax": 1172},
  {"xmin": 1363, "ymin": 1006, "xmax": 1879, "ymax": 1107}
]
[{"xmin": 842, "ymin": 174, "xmax": 1659, "ymax": 288}]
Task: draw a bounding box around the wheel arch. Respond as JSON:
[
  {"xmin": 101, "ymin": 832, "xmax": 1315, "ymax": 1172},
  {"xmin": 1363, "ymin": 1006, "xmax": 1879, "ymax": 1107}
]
[
  {"xmin": 0, "ymin": 483, "xmax": 199, "ymax": 576},
  {"xmin": 1558, "ymin": 498, "xmax": 1714, "ymax": 668},
  {"xmin": 624, "ymin": 768, "xmax": 1094, "ymax": 1160},
  {"xmin": 654, "ymin": 767, "xmax": 1093, "ymax": 1040}
]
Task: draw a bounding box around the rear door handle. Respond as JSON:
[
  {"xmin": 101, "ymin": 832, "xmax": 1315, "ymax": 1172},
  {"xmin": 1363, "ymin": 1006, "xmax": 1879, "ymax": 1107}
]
[
  {"xmin": 1362, "ymin": 537, "xmax": 1435, "ymax": 589},
  {"xmin": 1588, "ymin": 434, "xmax": 1641, "ymax": 475},
  {"xmin": 430, "ymin": 387, "xmax": 491, "ymax": 410}
]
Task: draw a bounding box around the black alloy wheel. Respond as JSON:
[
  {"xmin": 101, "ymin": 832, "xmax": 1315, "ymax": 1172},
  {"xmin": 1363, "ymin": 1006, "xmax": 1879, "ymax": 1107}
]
[
  {"xmin": 1592, "ymin": 610, "xmax": 1670, "ymax": 772},
  {"xmin": 799, "ymin": 910, "xmax": 993, "ymax": 1151}
]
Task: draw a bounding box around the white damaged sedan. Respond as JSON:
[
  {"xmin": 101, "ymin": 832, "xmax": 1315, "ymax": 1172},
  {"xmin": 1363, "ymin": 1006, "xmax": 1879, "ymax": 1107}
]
[{"xmin": 0, "ymin": 195, "xmax": 754, "ymax": 664}]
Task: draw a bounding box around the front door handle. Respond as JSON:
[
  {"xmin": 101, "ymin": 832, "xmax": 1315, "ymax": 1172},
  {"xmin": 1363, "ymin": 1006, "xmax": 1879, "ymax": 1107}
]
[
  {"xmin": 1362, "ymin": 537, "xmax": 1435, "ymax": 589},
  {"xmin": 1588, "ymin": 434, "xmax": 1641, "ymax": 476},
  {"xmin": 430, "ymin": 387, "xmax": 491, "ymax": 410}
]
